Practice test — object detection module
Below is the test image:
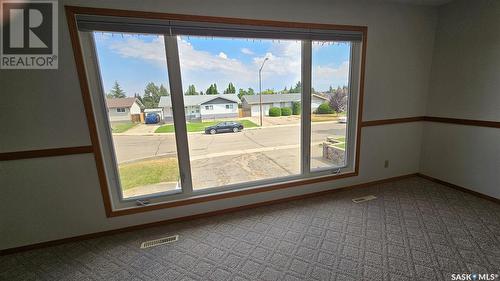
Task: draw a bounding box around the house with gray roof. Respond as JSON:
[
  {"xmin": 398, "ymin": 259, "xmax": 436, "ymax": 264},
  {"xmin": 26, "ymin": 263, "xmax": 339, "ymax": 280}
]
[
  {"xmin": 106, "ymin": 97, "xmax": 144, "ymax": 122},
  {"xmin": 158, "ymin": 94, "xmax": 241, "ymax": 122},
  {"xmin": 241, "ymin": 93, "xmax": 329, "ymax": 117}
]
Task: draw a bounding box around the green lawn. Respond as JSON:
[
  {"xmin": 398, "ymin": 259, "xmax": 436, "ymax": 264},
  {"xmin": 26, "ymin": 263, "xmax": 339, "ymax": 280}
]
[
  {"xmin": 332, "ymin": 137, "xmax": 346, "ymax": 149},
  {"xmin": 111, "ymin": 122, "xmax": 137, "ymax": 133},
  {"xmin": 155, "ymin": 120, "xmax": 259, "ymax": 133},
  {"xmin": 333, "ymin": 142, "xmax": 346, "ymax": 149},
  {"xmin": 118, "ymin": 158, "xmax": 179, "ymax": 190}
]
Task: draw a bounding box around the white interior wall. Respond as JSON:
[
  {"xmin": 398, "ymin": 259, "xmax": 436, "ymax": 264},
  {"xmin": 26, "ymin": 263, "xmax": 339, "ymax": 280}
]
[
  {"xmin": 420, "ymin": 0, "xmax": 500, "ymax": 198},
  {"xmin": 0, "ymin": 0, "xmax": 436, "ymax": 250}
]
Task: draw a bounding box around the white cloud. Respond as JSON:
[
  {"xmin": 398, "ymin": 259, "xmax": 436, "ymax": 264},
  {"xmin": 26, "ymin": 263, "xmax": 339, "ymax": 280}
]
[
  {"xmin": 104, "ymin": 36, "xmax": 348, "ymax": 91},
  {"xmin": 241, "ymin": 47, "xmax": 254, "ymax": 55},
  {"xmin": 313, "ymin": 61, "xmax": 350, "ymax": 90},
  {"xmin": 253, "ymin": 41, "xmax": 301, "ymax": 86},
  {"xmin": 176, "ymin": 39, "xmax": 255, "ymax": 90},
  {"xmin": 108, "ymin": 35, "xmax": 166, "ymax": 67}
]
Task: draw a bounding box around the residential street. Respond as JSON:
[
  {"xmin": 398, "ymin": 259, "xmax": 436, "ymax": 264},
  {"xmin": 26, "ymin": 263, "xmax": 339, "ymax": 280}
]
[
  {"xmin": 113, "ymin": 122, "xmax": 346, "ymax": 190},
  {"xmin": 113, "ymin": 122, "xmax": 346, "ymax": 163}
]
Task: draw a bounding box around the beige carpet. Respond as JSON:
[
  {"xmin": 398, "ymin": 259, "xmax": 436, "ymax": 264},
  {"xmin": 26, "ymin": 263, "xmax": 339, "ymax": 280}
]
[{"xmin": 1, "ymin": 177, "xmax": 499, "ymax": 281}]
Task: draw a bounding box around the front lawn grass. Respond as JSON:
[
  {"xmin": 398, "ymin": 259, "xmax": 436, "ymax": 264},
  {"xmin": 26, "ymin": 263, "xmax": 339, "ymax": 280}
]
[
  {"xmin": 333, "ymin": 142, "xmax": 346, "ymax": 149},
  {"xmin": 332, "ymin": 136, "xmax": 346, "ymax": 149},
  {"xmin": 111, "ymin": 122, "xmax": 137, "ymax": 133},
  {"xmin": 155, "ymin": 120, "xmax": 259, "ymax": 133},
  {"xmin": 118, "ymin": 158, "xmax": 179, "ymax": 190}
]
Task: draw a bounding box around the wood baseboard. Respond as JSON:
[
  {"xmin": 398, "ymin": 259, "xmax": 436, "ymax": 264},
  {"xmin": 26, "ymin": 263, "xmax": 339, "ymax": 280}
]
[
  {"xmin": 416, "ymin": 173, "xmax": 499, "ymax": 204},
  {"xmin": 0, "ymin": 173, "xmax": 416, "ymax": 256}
]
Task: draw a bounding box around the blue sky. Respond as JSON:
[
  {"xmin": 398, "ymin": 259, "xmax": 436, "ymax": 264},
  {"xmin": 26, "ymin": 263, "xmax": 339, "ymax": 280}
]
[{"xmin": 94, "ymin": 32, "xmax": 350, "ymax": 97}]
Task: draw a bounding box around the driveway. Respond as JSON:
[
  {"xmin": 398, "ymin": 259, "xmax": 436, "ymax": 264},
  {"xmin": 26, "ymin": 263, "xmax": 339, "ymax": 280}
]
[
  {"xmin": 243, "ymin": 116, "xmax": 301, "ymax": 126},
  {"xmin": 118, "ymin": 123, "xmax": 161, "ymax": 135},
  {"xmin": 112, "ymin": 122, "xmax": 346, "ymax": 190}
]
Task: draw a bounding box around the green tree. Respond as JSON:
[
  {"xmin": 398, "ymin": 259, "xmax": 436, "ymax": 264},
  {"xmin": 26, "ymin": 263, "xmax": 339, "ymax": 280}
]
[
  {"xmin": 142, "ymin": 82, "xmax": 169, "ymax": 108},
  {"xmin": 185, "ymin": 84, "xmax": 198, "ymax": 95},
  {"xmin": 159, "ymin": 84, "xmax": 169, "ymax": 96},
  {"xmin": 292, "ymin": 101, "xmax": 301, "ymax": 115},
  {"xmin": 134, "ymin": 93, "xmax": 143, "ymax": 104},
  {"xmin": 206, "ymin": 84, "xmax": 219, "ymax": 95},
  {"xmin": 329, "ymin": 86, "xmax": 348, "ymax": 114},
  {"xmin": 107, "ymin": 81, "xmax": 126, "ymax": 98},
  {"xmin": 289, "ymin": 81, "xmax": 302, "ymax": 93},
  {"xmin": 238, "ymin": 88, "xmax": 247, "ymax": 100},
  {"xmin": 224, "ymin": 82, "xmax": 236, "ymax": 94},
  {"xmin": 317, "ymin": 102, "xmax": 333, "ymax": 114},
  {"xmin": 262, "ymin": 89, "xmax": 275, "ymax": 95},
  {"xmin": 238, "ymin": 87, "xmax": 257, "ymax": 99}
]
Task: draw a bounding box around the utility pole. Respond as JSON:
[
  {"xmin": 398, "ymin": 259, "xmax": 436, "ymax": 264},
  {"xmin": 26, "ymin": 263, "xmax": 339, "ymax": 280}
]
[{"xmin": 259, "ymin": 57, "xmax": 269, "ymax": 127}]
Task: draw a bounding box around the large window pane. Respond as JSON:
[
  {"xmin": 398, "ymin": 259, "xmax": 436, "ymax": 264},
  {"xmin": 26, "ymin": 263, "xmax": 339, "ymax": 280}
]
[
  {"xmin": 310, "ymin": 41, "xmax": 351, "ymax": 171},
  {"xmin": 170, "ymin": 36, "xmax": 302, "ymax": 190},
  {"xmin": 93, "ymin": 32, "xmax": 181, "ymax": 198}
]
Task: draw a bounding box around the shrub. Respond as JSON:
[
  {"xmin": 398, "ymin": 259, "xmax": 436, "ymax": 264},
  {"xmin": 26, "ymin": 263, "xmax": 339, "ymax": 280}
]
[
  {"xmin": 269, "ymin": 107, "xmax": 281, "ymax": 117},
  {"xmin": 317, "ymin": 102, "xmax": 333, "ymax": 114},
  {"xmin": 281, "ymin": 107, "xmax": 292, "ymax": 116},
  {"xmin": 292, "ymin": 101, "xmax": 301, "ymax": 115}
]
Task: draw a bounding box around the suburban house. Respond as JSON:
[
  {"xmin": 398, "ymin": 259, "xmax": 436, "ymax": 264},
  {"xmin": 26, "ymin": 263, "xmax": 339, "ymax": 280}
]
[
  {"xmin": 159, "ymin": 94, "xmax": 240, "ymax": 121},
  {"xmin": 241, "ymin": 93, "xmax": 329, "ymax": 117},
  {"xmin": 106, "ymin": 97, "xmax": 143, "ymax": 122}
]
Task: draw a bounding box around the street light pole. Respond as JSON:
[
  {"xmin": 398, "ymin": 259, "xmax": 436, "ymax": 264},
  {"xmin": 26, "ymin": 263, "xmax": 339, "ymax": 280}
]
[{"xmin": 259, "ymin": 57, "xmax": 269, "ymax": 127}]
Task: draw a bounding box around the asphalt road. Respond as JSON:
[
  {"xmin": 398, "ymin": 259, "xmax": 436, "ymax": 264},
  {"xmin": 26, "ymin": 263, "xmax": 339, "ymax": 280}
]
[{"xmin": 112, "ymin": 122, "xmax": 346, "ymax": 163}]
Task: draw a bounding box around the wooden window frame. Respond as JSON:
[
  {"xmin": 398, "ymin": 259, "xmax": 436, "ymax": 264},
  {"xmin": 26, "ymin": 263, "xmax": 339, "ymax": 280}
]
[{"xmin": 65, "ymin": 5, "xmax": 367, "ymax": 217}]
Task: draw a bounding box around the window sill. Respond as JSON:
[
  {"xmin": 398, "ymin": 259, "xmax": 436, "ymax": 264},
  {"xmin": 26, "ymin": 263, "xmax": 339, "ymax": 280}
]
[{"xmin": 108, "ymin": 171, "xmax": 357, "ymax": 217}]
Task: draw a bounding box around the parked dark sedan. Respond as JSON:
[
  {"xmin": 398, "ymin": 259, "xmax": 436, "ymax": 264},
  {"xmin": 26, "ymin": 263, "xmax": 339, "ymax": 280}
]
[{"xmin": 205, "ymin": 121, "xmax": 244, "ymax": 134}]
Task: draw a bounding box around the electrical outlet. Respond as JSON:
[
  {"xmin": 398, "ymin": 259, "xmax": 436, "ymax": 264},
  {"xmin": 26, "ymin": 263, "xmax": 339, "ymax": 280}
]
[{"xmin": 384, "ymin": 160, "xmax": 389, "ymax": 168}]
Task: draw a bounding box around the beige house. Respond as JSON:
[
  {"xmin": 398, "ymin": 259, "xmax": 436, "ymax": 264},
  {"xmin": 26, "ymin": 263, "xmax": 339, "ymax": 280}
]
[{"xmin": 106, "ymin": 97, "xmax": 143, "ymax": 122}]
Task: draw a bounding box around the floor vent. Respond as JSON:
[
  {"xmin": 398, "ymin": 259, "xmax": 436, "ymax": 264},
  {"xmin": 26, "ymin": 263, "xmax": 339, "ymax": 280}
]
[
  {"xmin": 140, "ymin": 235, "xmax": 179, "ymax": 249},
  {"xmin": 352, "ymin": 195, "xmax": 377, "ymax": 203}
]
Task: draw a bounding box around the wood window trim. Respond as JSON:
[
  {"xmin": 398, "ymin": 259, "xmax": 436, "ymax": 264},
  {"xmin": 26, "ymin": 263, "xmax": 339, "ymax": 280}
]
[{"xmin": 65, "ymin": 5, "xmax": 368, "ymax": 217}]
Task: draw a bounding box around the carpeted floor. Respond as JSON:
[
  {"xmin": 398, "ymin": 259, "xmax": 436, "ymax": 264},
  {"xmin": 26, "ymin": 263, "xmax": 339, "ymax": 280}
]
[{"xmin": 1, "ymin": 177, "xmax": 499, "ymax": 281}]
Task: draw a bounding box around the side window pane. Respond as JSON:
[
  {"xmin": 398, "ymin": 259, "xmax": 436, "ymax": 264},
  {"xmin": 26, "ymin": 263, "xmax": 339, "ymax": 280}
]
[
  {"xmin": 170, "ymin": 36, "xmax": 301, "ymax": 190},
  {"xmin": 310, "ymin": 41, "xmax": 351, "ymax": 171},
  {"xmin": 93, "ymin": 32, "xmax": 181, "ymax": 198}
]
